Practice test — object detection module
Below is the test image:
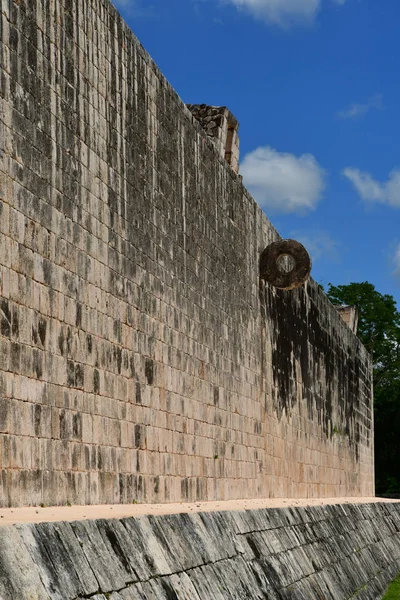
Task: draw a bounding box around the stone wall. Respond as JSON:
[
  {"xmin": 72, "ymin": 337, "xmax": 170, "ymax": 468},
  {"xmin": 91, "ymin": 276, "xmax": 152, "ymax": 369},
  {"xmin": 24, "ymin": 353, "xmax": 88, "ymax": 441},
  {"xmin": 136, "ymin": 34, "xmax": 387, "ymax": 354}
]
[
  {"xmin": 0, "ymin": 0, "xmax": 373, "ymax": 507},
  {"xmin": 0, "ymin": 502, "xmax": 400, "ymax": 599}
]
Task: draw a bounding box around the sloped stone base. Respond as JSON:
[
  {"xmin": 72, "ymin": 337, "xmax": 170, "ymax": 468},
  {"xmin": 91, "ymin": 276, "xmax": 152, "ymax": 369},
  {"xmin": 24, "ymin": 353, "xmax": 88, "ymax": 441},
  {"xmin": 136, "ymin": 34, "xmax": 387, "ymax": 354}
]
[{"xmin": 0, "ymin": 502, "xmax": 399, "ymax": 599}]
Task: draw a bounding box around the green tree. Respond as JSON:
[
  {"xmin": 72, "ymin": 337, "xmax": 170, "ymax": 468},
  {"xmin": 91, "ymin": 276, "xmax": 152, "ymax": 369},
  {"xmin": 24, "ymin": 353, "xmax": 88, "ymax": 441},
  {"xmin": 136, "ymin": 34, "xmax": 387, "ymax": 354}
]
[{"xmin": 326, "ymin": 282, "xmax": 400, "ymax": 495}]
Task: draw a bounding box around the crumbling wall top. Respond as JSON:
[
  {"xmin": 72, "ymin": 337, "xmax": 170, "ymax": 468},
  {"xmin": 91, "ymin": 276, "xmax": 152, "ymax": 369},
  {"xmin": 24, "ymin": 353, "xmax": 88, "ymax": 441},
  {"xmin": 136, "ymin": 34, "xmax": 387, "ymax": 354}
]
[
  {"xmin": 187, "ymin": 104, "xmax": 240, "ymax": 173},
  {"xmin": 337, "ymin": 305, "xmax": 359, "ymax": 334}
]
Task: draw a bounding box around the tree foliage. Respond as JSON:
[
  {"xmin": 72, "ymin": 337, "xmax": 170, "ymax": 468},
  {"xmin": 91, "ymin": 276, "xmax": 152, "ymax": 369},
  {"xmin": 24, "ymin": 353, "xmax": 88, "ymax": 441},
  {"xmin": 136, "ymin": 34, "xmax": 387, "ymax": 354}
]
[{"xmin": 326, "ymin": 282, "xmax": 400, "ymax": 495}]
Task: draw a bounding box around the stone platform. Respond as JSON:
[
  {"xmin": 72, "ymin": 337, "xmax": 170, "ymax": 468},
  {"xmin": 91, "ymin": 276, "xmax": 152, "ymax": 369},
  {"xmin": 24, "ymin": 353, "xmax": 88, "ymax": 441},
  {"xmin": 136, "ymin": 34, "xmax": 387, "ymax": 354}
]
[{"xmin": 0, "ymin": 498, "xmax": 399, "ymax": 599}]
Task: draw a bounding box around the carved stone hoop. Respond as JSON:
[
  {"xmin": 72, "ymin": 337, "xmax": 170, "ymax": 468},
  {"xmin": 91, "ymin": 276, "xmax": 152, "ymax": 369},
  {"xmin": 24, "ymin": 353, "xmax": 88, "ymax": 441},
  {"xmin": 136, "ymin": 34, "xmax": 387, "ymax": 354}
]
[{"xmin": 260, "ymin": 239, "xmax": 311, "ymax": 290}]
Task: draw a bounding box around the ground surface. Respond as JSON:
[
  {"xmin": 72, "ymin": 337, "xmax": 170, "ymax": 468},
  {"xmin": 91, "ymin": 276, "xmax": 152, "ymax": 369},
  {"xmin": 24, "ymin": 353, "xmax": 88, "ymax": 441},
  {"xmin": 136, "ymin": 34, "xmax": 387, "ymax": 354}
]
[
  {"xmin": 383, "ymin": 574, "xmax": 400, "ymax": 599},
  {"xmin": 0, "ymin": 496, "xmax": 397, "ymax": 526}
]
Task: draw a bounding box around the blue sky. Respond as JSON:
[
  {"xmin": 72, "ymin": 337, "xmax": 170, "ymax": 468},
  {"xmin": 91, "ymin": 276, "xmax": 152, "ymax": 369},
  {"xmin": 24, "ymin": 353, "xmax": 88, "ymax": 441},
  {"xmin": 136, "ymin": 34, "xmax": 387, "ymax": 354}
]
[{"xmin": 113, "ymin": 0, "xmax": 400, "ymax": 306}]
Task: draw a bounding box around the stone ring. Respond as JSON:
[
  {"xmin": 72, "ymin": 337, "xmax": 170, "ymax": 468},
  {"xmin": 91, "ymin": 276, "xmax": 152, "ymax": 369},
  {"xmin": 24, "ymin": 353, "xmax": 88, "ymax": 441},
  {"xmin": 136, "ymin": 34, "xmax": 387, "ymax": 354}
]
[{"xmin": 259, "ymin": 239, "xmax": 312, "ymax": 290}]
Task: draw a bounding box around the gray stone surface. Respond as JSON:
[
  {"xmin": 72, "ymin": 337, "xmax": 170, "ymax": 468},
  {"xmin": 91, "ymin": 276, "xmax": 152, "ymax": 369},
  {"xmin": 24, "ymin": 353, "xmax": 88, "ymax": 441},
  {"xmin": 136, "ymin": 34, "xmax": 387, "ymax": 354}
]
[
  {"xmin": 0, "ymin": 526, "xmax": 49, "ymax": 599},
  {"xmin": 0, "ymin": 503, "xmax": 398, "ymax": 599},
  {"xmin": 16, "ymin": 521, "xmax": 99, "ymax": 599}
]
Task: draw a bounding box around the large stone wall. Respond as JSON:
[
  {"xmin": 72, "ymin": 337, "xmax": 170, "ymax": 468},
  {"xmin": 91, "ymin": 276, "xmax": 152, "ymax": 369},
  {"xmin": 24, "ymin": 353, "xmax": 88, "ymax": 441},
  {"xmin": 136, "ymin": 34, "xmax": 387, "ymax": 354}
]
[
  {"xmin": 0, "ymin": 0, "xmax": 373, "ymax": 507},
  {"xmin": 0, "ymin": 502, "xmax": 400, "ymax": 599}
]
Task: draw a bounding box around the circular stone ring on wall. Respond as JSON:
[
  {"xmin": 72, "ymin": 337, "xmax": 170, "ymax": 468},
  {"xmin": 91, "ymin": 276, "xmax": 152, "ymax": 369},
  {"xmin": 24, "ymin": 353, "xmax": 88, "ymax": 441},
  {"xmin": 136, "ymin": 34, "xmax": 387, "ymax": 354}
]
[{"xmin": 260, "ymin": 239, "xmax": 312, "ymax": 291}]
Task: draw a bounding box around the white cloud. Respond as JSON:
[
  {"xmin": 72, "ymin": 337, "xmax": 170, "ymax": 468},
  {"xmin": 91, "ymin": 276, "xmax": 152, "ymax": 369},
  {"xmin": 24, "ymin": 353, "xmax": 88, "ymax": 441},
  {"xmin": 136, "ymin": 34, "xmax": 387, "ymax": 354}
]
[
  {"xmin": 223, "ymin": 0, "xmax": 347, "ymax": 27},
  {"xmin": 112, "ymin": 0, "xmax": 155, "ymax": 17},
  {"xmin": 337, "ymin": 94, "xmax": 384, "ymax": 120},
  {"xmin": 343, "ymin": 168, "xmax": 400, "ymax": 208},
  {"xmin": 225, "ymin": 0, "xmax": 320, "ymax": 26},
  {"xmin": 241, "ymin": 146, "xmax": 326, "ymax": 214},
  {"xmin": 289, "ymin": 230, "xmax": 340, "ymax": 263},
  {"xmin": 393, "ymin": 244, "xmax": 400, "ymax": 277}
]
